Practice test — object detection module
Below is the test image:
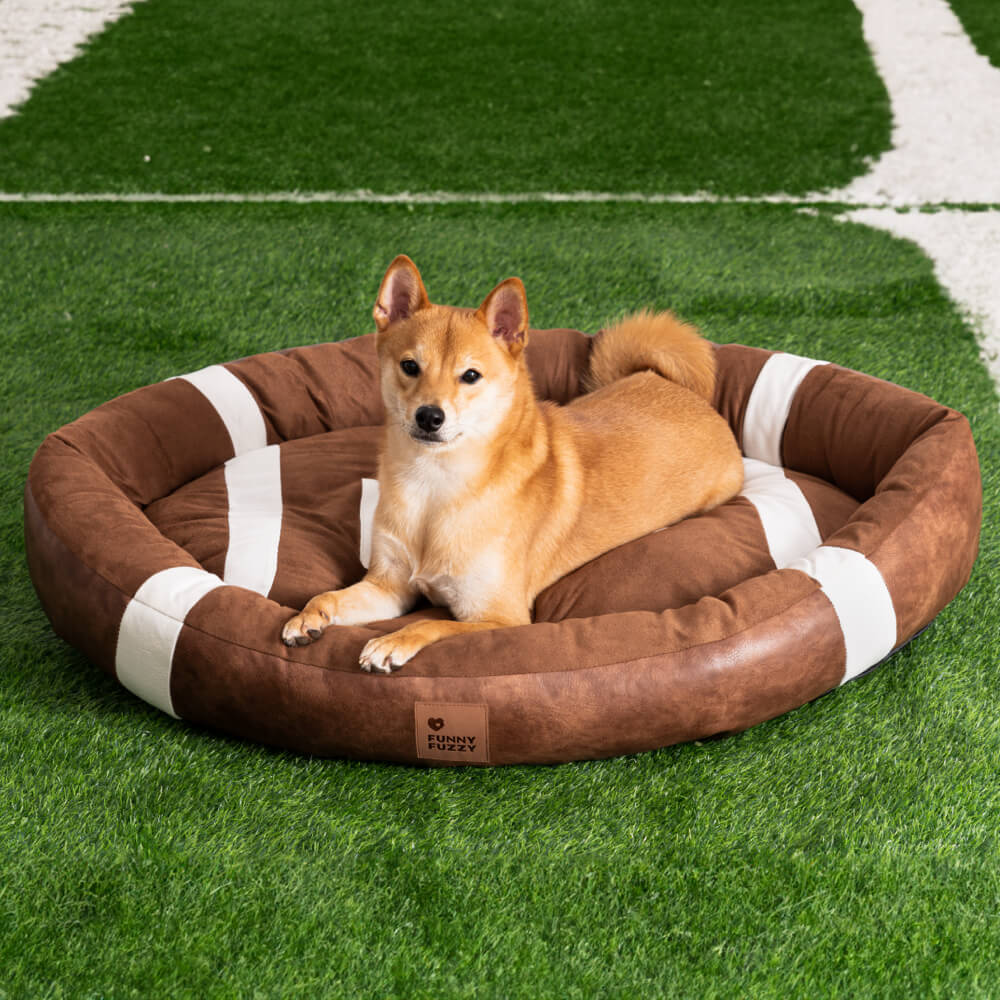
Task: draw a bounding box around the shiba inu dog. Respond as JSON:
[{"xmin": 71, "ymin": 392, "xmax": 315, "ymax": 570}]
[{"xmin": 282, "ymin": 255, "xmax": 744, "ymax": 671}]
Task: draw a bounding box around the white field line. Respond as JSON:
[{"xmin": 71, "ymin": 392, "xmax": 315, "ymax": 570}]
[
  {"xmin": 1, "ymin": 0, "xmax": 999, "ymax": 403},
  {"xmin": 843, "ymin": 208, "xmax": 1000, "ymax": 392},
  {"xmin": 0, "ymin": 1, "xmax": 144, "ymax": 119},
  {"xmin": 830, "ymin": 0, "xmax": 1000, "ymax": 405},
  {"xmin": 0, "ymin": 190, "xmax": 823, "ymax": 204},
  {"xmin": 830, "ymin": 0, "xmax": 1000, "ymax": 207},
  {"xmin": 0, "ymin": 190, "xmax": 948, "ymax": 205},
  {"xmin": 0, "ymin": 190, "xmax": 996, "ymax": 206}
]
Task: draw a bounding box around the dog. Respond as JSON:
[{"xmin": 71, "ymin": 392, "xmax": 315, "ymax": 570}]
[{"xmin": 282, "ymin": 255, "xmax": 744, "ymax": 671}]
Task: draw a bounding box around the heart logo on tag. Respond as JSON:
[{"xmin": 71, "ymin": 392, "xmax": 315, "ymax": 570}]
[{"xmin": 427, "ymin": 717, "xmax": 445, "ymax": 731}]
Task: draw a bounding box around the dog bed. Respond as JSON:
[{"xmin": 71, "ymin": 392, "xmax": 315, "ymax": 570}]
[{"xmin": 24, "ymin": 329, "xmax": 981, "ymax": 765}]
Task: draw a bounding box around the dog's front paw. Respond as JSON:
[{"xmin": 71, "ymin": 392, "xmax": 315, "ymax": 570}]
[
  {"xmin": 358, "ymin": 631, "xmax": 425, "ymax": 674},
  {"xmin": 281, "ymin": 603, "xmax": 331, "ymax": 647}
]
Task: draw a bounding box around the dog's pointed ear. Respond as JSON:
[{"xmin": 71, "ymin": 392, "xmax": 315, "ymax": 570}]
[
  {"xmin": 374, "ymin": 255, "xmax": 430, "ymax": 332},
  {"xmin": 477, "ymin": 277, "xmax": 529, "ymax": 358}
]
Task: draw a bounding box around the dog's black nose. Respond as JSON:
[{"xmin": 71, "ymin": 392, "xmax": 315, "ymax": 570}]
[{"xmin": 415, "ymin": 405, "xmax": 445, "ymax": 433}]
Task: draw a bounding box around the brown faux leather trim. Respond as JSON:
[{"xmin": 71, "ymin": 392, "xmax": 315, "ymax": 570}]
[
  {"xmin": 169, "ymin": 574, "xmax": 843, "ymax": 765},
  {"xmin": 175, "ymin": 564, "xmax": 823, "ymax": 683}
]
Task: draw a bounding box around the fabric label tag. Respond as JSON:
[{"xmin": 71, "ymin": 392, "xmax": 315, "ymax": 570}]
[{"xmin": 415, "ymin": 702, "xmax": 490, "ymax": 764}]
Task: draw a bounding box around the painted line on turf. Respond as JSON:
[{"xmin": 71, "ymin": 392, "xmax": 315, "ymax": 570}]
[
  {"xmin": 0, "ymin": 190, "xmax": 997, "ymax": 207},
  {"xmin": 830, "ymin": 0, "xmax": 1000, "ymax": 406},
  {"xmin": 0, "ymin": 1, "xmax": 145, "ymax": 120},
  {"xmin": 2, "ymin": 0, "xmax": 998, "ymax": 404},
  {"xmin": 841, "ymin": 208, "xmax": 1000, "ymax": 395},
  {"xmin": 830, "ymin": 0, "xmax": 1000, "ymax": 206}
]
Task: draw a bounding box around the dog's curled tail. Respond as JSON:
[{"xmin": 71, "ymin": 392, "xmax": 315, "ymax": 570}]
[{"xmin": 585, "ymin": 310, "xmax": 716, "ymax": 402}]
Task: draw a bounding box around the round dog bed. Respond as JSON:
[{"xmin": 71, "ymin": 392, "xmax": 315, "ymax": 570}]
[{"xmin": 24, "ymin": 330, "xmax": 981, "ymax": 765}]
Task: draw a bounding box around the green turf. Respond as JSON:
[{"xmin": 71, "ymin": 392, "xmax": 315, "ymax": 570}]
[
  {"xmin": 950, "ymin": 0, "xmax": 1000, "ymax": 66},
  {"xmin": 3, "ymin": 203, "xmax": 999, "ymax": 997},
  {"xmin": 0, "ymin": 0, "xmax": 889, "ymax": 195}
]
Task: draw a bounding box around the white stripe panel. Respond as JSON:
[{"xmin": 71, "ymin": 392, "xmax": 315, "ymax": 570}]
[
  {"xmin": 223, "ymin": 445, "xmax": 283, "ymax": 595},
  {"xmin": 115, "ymin": 566, "xmax": 224, "ymax": 717},
  {"xmin": 177, "ymin": 365, "xmax": 267, "ymax": 456},
  {"xmin": 740, "ymin": 458, "xmax": 822, "ymax": 568},
  {"xmin": 742, "ymin": 354, "xmax": 827, "ymax": 465},
  {"xmin": 788, "ymin": 546, "xmax": 897, "ymax": 685},
  {"xmin": 359, "ymin": 477, "xmax": 380, "ymax": 569}
]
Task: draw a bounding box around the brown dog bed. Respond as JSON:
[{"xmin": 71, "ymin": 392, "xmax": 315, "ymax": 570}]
[{"xmin": 24, "ymin": 330, "xmax": 981, "ymax": 765}]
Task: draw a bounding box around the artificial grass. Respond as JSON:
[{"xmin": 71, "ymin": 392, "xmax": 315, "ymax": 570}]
[
  {"xmin": 3, "ymin": 202, "xmax": 999, "ymax": 997},
  {"xmin": 0, "ymin": 0, "xmax": 889, "ymax": 196},
  {"xmin": 950, "ymin": 0, "xmax": 1000, "ymax": 67}
]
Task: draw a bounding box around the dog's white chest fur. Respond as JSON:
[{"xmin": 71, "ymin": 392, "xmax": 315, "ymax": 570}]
[
  {"xmin": 378, "ymin": 453, "xmax": 506, "ymax": 620},
  {"xmin": 408, "ymin": 549, "xmax": 504, "ymax": 619}
]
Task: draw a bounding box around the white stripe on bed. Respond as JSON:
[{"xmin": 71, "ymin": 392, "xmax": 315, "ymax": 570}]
[
  {"xmin": 223, "ymin": 445, "xmax": 283, "ymax": 595},
  {"xmin": 115, "ymin": 566, "xmax": 224, "ymax": 717},
  {"xmin": 739, "ymin": 458, "xmax": 822, "ymax": 568},
  {"xmin": 176, "ymin": 365, "xmax": 268, "ymax": 456},
  {"xmin": 788, "ymin": 546, "xmax": 898, "ymax": 684},
  {"xmin": 359, "ymin": 477, "xmax": 380, "ymax": 569},
  {"xmin": 742, "ymin": 354, "xmax": 827, "ymax": 466}
]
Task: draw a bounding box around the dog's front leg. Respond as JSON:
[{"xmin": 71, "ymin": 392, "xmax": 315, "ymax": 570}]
[
  {"xmin": 359, "ymin": 612, "xmax": 528, "ymax": 674},
  {"xmin": 281, "ymin": 571, "xmax": 417, "ymax": 647}
]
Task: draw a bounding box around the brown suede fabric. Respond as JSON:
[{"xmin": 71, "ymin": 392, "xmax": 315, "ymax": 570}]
[
  {"xmin": 144, "ymin": 430, "xmax": 859, "ymax": 621},
  {"xmin": 713, "ymin": 344, "xmax": 774, "ymax": 446},
  {"xmin": 783, "ymin": 364, "xmax": 949, "ymax": 502},
  {"xmin": 24, "ymin": 331, "xmax": 982, "ymax": 765},
  {"xmin": 145, "ymin": 425, "xmax": 383, "ymax": 607}
]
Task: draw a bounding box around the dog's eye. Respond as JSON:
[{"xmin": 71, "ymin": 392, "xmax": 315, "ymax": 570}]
[
  {"xmin": 400, "ymin": 359, "xmax": 420, "ymax": 377},
  {"xmin": 461, "ymin": 369, "xmax": 482, "ymax": 385}
]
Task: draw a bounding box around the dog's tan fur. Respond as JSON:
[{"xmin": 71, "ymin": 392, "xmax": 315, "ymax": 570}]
[{"xmin": 282, "ymin": 256, "xmax": 744, "ymax": 671}]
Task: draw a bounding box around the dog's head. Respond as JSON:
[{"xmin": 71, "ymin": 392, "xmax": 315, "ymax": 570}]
[{"xmin": 372, "ymin": 255, "xmax": 530, "ymax": 447}]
